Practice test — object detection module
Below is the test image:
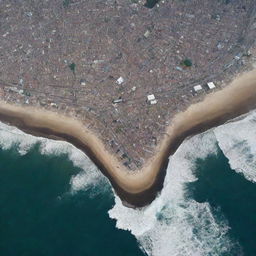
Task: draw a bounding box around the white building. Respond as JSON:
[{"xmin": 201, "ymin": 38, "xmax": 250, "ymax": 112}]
[
  {"xmin": 193, "ymin": 85, "xmax": 203, "ymax": 92},
  {"xmin": 116, "ymin": 76, "xmax": 124, "ymax": 85},
  {"xmin": 150, "ymin": 99, "xmax": 157, "ymax": 105},
  {"xmin": 147, "ymin": 94, "xmax": 155, "ymax": 101},
  {"xmin": 112, "ymin": 98, "xmax": 123, "ymax": 104},
  {"xmin": 147, "ymin": 94, "xmax": 157, "ymax": 104},
  {"xmin": 207, "ymin": 82, "xmax": 216, "ymax": 89}
]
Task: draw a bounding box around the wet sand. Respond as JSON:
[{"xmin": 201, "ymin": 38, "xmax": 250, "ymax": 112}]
[{"xmin": 0, "ymin": 69, "xmax": 256, "ymax": 207}]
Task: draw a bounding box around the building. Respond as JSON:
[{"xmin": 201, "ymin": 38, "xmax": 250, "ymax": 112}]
[
  {"xmin": 150, "ymin": 99, "xmax": 157, "ymax": 105},
  {"xmin": 116, "ymin": 77, "xmax": 124, "ymax": 85},
  {"xmin": 207, "ymin": 82, "xmax": 216, "ymax": 89},
  {"xmin": 112, "ymin": 98, "xmax": 123, "ymax": 104},
  {"xmin": 147, "ymin": 94, "xmax": 157, "ymax": 105},
  {"xmin": 193, "ymin": 85, "xmax": 203, "ymax": 92}
]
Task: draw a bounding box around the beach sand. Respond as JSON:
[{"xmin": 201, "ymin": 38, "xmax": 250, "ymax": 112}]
[{"xmin": 0, "ymin": 69, "xmax": 256, "ymax": 207}]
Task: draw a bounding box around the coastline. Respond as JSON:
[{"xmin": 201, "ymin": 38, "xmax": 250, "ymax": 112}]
[{"xmin": 0, "ymin": 69, "xmax": 256, "ymax": 207}]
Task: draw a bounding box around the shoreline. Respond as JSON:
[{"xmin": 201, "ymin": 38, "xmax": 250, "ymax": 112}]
[{"xmin": 0, "ymin": 69, "xmax": 256, "ymax": 207}]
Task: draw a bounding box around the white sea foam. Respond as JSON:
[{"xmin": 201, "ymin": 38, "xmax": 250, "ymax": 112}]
[
  {"xmin": 0, "ymin": 121, "xmax": 109, "ymax": 193},
  {"xmin": 109, "ymin": 132, "xmax": 234, "ymax": 256},
  {"xmin": 214, "ymin": 110, "xmax": 256, "ymax": 182},
  {"xmin": 109, "ymin": 111, "xmax": 256, "ymax": 256},
  {"xmin": 1, "ymin": 108, "xmax": 255, "ymax": 256}
]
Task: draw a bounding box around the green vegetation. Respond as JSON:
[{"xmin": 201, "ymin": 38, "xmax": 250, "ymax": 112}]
[
  {"xmin": 181, "ymin": 58, "xmax": 192, "ymax": 67},
  {"xmin": 144, "ymin": 0, "xmax": 160, "ymax": 9},
  {"xmin": 63, "ymin": 0, "xmax": 71, "ymax": 8},
  {"xmin": 68, "ymin": 62, "xmax": 76, "ymax": 74}
]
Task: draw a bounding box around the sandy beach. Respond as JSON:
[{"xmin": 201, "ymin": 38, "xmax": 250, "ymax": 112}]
[{"xmin": 0, "ymin": 69, "xmax": 256, "ymax": 206}]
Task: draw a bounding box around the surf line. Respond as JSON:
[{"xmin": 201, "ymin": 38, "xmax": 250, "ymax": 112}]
[{"xmin": 0, "ymin": 69, "xmax": 256, "ymax": 207}]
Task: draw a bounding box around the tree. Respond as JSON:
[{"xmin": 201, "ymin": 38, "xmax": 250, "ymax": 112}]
[
  {"xmin": 69, "ymin": 62, "xmax": 76, "ymax": 74},
  {"xmin": 181, "ymin": 59, "xmax": 192, "ymax": 67}
]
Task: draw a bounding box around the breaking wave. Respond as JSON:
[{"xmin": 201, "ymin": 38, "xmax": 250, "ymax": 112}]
[
  {"xmin": 0, "ymin": 122, "xmax": 109, "ymax": 195},
  {"xmin": 0, "ymin": 110, "xmax": 256, "ymax": 256},
  {"xmin": 109, "ymin": 132, "xmax": 234, "ymax": 256},
  {"xmin": 109, "ymin": 110, "xmax": 256, "ymax": 256},
  {"xmin": 214, "ymin": 110, "xmax": 256, "ymax": 182}
]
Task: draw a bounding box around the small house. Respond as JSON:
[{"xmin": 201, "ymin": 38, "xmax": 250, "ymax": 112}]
[
  {"xmin": 193, "ymin": 85, "xmax": 203, "ymax": 92},
  {"xmin": 112, "ymin": 98, "xmax": 123, "ymax": 104},
  {"xmin": 207, "ymin": 82, "xmax": 216, "ymax": 90},
  {"xmin": 147, "ymin": 94, "xmax": 155, "ymax": 101},
  {"xmin": 116, "ymin": 77, "xmax": 124, "ymax": 85},
  {"xmin": 147, "ymin": 94, "xmax": 157, "ymax": 105}
]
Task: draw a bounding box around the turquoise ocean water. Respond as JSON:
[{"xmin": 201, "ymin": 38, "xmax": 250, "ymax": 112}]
[{"xmin": 0, "ymin": 110, "xmax": 256, "ymax": 256}]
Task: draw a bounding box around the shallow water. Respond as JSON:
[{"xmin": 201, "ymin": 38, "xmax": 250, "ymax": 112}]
[{"xmin": 0, "ymin": 110, "xmax": 256, "ymax": 255}]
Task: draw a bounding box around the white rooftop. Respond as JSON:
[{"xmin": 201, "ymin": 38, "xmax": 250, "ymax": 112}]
[
  {"xmin": 147, "ymin": 94, "xmax": 155, "ymax": 101},
  {"xmin": 207, "ymin": 82, "xmax": 216, "ymax": 89},
  {"xmin": 193, "ymin": 85, "xmax": 202, "ymax": 92},
  {"xmin": 116, "ymin": 76, "xmax": 124, "ymax": 85},
  {"xmin": 150, "ymin": 99, "xmax": 157, "ymax": 105}
]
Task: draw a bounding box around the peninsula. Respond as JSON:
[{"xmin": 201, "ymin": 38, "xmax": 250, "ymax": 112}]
[{"xmin": 1, "ymin": 0, "xmax": 256, "ymax": 206}]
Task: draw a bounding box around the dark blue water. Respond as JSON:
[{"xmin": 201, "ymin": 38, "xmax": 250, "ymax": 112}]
[
  {"xmin": 187, "ymin": 149, "xmax": 256, "ymax": 256},
  {"xmin": 0, "ymin": 145, "xmax": 145, "ymax": 256},
  {"xmin": 0, "ymin": 135, "xmax": 256, "ymax": 255}
]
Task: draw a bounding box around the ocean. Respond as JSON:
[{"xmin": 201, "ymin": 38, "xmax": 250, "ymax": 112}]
[{"xmin": 0, "ymin": 110, "xmax": 256, "ymax": 256}]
